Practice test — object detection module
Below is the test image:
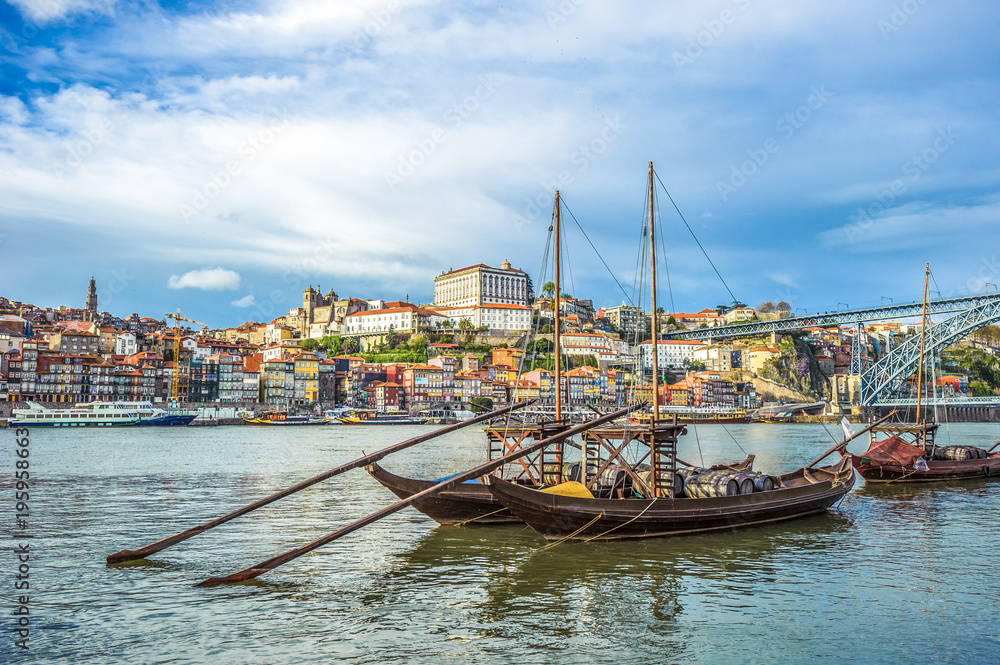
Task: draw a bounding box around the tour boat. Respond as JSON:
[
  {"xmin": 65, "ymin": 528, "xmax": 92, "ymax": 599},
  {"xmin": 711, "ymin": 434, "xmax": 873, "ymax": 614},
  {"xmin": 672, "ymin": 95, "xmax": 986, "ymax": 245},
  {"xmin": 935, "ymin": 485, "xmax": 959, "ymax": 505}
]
[
  {"xmin": 337, "ymin": 410, "xmax": 429, "ymax": 425},
  {"xmin": 242, "ymin": 412, "xmax": 328, "ymax": 426},
  {"xmin": 10, "ymin": 401, "xmax": 196, "ymax": 427}
]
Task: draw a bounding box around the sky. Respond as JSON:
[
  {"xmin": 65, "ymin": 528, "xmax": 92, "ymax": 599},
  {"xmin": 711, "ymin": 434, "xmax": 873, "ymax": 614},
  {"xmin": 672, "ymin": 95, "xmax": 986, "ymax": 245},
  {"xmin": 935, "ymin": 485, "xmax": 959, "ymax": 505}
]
[{"xmin": 1, "ymin": 0, "xmax": 999, "ymax": 328}]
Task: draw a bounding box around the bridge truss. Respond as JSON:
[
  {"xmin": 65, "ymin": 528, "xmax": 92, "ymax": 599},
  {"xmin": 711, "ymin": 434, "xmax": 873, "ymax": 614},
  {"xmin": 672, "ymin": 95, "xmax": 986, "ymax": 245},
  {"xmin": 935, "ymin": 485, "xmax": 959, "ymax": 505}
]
[
  {"xmin": 661, "ymin": 294, "xmax": 1000, "ymax": 342},
  {"xmin": 863, "ymin": 298, "xmax": 1000, "ymax": 406}
]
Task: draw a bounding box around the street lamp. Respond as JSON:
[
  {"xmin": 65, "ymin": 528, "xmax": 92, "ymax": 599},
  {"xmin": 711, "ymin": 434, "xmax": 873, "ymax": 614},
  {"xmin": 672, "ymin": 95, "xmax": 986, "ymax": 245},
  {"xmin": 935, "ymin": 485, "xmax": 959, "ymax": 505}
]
[
  {"xmin": 838, "ymin": 302, "xmax": 849, "ymax": 311},
  {"xmin": 881, "ymin": 296, "xmax": 893, "ymax": 306}
]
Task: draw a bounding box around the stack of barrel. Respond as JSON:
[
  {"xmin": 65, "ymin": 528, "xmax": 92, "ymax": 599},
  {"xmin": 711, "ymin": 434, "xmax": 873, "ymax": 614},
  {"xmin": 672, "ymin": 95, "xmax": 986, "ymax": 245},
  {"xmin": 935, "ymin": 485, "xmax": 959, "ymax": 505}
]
[
  {"xmin": 677, "ymin": 466, "xmax": 780, "ymax": 498},
  {"xmin": 929, "ymin": 445, "xmax": 989, "ymax": 461}
]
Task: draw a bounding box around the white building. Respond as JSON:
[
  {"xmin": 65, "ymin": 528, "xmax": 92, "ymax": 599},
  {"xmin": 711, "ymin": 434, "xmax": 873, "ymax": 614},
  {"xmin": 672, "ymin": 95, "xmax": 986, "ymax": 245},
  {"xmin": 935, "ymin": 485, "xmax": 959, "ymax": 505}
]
[
  {"xmin": 343, "ymin": 303, "xmax": 445, "ymax": 335},
  {"xmin": 638, "ymin": 339, "xmax": 703, "ymax": 371},
  {"xmin": 693, "ymin": 344, "xmax": 733, "ymax": 372},
  {"xmin": 433, "ymin": 259, "xmax": 530, "ymax": 308},
  {"xmin": 723, "ymin": 307, "xmax": 756, "ymax": 325},
  {"xmin": 430, "ymin": 303, "xmax": 531, "ymax": 332},
  {"xmin": 115, "ymin": 332, "xmax": 137, "ymax": 356}
]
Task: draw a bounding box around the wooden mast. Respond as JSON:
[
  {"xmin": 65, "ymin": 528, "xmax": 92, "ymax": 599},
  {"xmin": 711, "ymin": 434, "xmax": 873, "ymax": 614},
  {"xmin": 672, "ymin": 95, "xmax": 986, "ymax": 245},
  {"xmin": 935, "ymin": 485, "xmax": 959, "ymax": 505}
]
[
  {"xmin": 648, "ymin": 162, "xmax": 659, "ymax": 425},
  {"xmin": 554, "ymin": 191, "xmax": 562, "ymax": 421},
  {"xmin": 915, "ymin": 262, "xmax": 930, "ymax": 448}
]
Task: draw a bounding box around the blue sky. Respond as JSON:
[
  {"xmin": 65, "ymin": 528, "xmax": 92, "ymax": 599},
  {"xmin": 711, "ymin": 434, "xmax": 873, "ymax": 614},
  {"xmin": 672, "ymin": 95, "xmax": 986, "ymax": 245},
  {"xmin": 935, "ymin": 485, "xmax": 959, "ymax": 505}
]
[{"xmin": 1, "ymin": 0, "xmax": 999, "ymax": 328}]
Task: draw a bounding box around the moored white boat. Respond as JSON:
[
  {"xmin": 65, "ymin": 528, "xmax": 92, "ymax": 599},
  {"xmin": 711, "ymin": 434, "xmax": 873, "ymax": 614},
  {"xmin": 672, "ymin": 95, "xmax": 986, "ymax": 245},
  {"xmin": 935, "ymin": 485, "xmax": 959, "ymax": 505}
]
[{"xmin": 9, "ymin": 401, "xmax": 196, "ymax": 427}]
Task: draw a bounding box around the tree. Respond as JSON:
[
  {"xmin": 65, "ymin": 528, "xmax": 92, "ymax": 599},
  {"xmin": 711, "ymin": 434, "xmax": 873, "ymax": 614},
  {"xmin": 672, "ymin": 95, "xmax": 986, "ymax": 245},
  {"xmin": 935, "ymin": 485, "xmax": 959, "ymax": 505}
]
[
  {"xmin": 458, "ymin": 318, "xmax": 473, "ymax": 333},
  {"xmin": 540, "ymin": 323, "xmax": 552, "ymax": 333},
  {"xmin": 542, "ymin": 281, "xmax": 556, "ymax": 298},
  {"xmin": 470, "ymin": 396, "xmax": 494, "ymax": 414},
  {"xmin": 299, "ymin": 338, "xmax": 319, "ymax": 352},
  {"xmin": 408, "ymin": 334, "xmax": 426, "ymax": 351},
  {"xmin": 320, "ymin": 335, "xmax": 342, "ymax": 356},
  {"xmin": 532, "ymin": 338, "xmax": 553, "ymax": 354},
  {"xmin": 340, "ymin": 337, "xmax": 360, "ymax": 355},
  {"xmin": 385, "ymin": 324, "xmax": 397, "ymax": 350},
  {"xmin": 776, "ymin": 300, "xmax": 791, "ymax": 312},
  {"xmin": 560, "ymin": 292, "xmax": 572, "ymax": 299},
  {"xmin": 715, "ymin": 304, "xmax": 731, "ymax": 315},
  {"xmin": 757, "ymin": 301, "xmax": 775, "ymax": 313}
]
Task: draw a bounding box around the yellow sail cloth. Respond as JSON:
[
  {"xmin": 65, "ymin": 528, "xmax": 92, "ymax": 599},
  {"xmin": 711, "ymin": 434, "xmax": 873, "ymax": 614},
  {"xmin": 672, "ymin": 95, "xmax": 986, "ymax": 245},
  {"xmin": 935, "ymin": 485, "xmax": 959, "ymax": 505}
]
[{"xmin": 538, "ymin": 481, "xmax": 594, "ymax": 499}]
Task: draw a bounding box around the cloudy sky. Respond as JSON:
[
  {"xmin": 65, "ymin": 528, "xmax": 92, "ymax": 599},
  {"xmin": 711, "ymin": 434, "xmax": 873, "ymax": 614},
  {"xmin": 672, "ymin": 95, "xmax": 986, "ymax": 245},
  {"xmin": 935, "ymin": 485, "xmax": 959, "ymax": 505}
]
[{"xmin": 1, "ymin": 0, "xmax": 998, "ymax": 327}]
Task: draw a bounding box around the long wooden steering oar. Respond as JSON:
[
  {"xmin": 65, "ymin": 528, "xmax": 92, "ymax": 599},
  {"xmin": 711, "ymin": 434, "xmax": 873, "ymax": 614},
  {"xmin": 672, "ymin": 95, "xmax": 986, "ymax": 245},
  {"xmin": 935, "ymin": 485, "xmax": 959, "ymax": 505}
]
[
  {"xmin": 107, "ymin": 399, "xmax": 535, "ymax": 565},
  {"xmin": 806, "ymin": 410, "xmax": 899, "ymax": 468},
  {"xmin": 196, "ymin": 401, "xmax": 645, "ymax": 587}
]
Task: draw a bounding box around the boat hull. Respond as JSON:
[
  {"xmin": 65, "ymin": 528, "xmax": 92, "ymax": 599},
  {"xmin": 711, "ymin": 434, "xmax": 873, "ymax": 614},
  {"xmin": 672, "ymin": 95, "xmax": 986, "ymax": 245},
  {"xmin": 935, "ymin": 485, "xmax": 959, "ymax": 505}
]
[
  {"xmin": 483, "ymin": 462, "xmax": 855, "ymax": 541},
  {"xmin": 9, "ymin": 420, "xmax": 141, "ymax": 428},
  {"xmin": 853, "ymin": 453, "xmax": 1000, "ymax": 483},
  {"xmin": 136, "ymin": 415, "xmax": 197, "ymax": 427},
  {"xmin": 367, "ymin": 463, "xmax": 519, "ymax": 525}
]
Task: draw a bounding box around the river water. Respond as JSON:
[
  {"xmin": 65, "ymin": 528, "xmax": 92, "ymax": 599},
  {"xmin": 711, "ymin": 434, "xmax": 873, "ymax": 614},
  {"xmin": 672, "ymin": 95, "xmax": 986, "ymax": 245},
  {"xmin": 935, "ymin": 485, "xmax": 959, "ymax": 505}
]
[{"xmin": 1, "ymin": 422, "xmax": 998, "ymax": 664}]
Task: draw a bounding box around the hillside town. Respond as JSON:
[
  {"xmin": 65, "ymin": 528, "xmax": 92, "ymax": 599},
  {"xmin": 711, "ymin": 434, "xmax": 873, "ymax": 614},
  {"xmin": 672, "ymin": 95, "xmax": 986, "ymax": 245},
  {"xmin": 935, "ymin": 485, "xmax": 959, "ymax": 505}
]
[{"xmin": 2, "ymin": 260, "xmax": 998, "ymax": 417}]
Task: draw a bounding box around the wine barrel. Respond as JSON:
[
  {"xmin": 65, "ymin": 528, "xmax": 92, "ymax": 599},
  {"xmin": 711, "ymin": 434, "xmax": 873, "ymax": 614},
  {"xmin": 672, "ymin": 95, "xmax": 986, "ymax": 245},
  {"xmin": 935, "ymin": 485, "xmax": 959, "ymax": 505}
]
[
  {"xmin": 595, "ymin": 467, "xmax": 627, "ymax": 490},
  {"xmin": 684, "ymin": 470, "xmax": 740, "ymax": 498},
  {"xmin": 542, "ymin": 463, "xmax": 580, "ymax": 485},
  {"xmin": 752, "ymin": 473, "xmax": 777, "ymax": 492}
]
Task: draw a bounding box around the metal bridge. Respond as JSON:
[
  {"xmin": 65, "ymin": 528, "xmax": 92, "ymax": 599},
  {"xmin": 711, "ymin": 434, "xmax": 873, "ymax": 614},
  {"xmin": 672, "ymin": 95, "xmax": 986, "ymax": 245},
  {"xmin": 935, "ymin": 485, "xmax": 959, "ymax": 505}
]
[
  {"xmin": 661, "ymin": 293, "xmax": 1000, "ymax": 342},
  {"xmin": 874, "ymin": 396, "xmax": 1000, "ymax": 407},
  {"xmin": 862, "ymin": 297, "xmax": 1000, "ymax": 406}
]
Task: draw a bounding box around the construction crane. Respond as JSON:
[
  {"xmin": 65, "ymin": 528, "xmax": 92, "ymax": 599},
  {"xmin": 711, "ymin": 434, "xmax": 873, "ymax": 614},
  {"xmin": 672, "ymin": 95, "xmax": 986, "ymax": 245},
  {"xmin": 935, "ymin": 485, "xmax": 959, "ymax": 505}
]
[{"xmin": 165, "ymin": 308, "xmax": 208, "ymax": 404}]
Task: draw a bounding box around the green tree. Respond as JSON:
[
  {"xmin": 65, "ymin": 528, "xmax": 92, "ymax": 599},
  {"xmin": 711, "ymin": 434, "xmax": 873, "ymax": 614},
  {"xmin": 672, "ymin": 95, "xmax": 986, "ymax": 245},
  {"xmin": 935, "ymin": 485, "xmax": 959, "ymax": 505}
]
[
  {"xmin": 470, "ymin": 396, "xmax": 494, "ymax": 414},
  {"xmin": 320, "ymin": 335, "xmax": 342, "ymax": 356},
  {"xmin": 385, "ymin": 324, "xmax": 397, "ymax": 350},
  {"xmin": 299, "ymin": 338, "xmax": 319, "ymax": 352},
  {"xmin": 542, "ymin": 281, "xmax": 556, "ymax": 298},
  {"xmin": 540, "ymin": 323, "xmax": 552, "ymax": 334},
  {"xmin": 340, "ymin": 337, "xmax": 360, "ymax": 355}
]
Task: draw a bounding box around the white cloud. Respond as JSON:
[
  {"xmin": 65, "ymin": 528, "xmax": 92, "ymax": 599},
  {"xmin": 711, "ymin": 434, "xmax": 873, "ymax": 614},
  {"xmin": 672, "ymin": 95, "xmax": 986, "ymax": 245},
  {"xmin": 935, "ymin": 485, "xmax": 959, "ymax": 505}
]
[
  {"xmin": 8, "ymin": 0, "xmax": 116, "ymax": 23},
  {"xmin": 231, "ymin": 294, "xmax": 256, "ymax": 307},
  {"xmin": 168, "ymin": 268, "xmax": 241, "ymax": 291}
]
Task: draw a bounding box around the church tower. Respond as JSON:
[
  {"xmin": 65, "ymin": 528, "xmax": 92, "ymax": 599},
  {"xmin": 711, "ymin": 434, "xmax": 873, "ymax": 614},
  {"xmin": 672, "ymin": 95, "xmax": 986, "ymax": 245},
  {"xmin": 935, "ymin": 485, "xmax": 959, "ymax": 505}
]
[{"xmin": 86, "ymin": 276, "xmax": 98, "ymax": 313}]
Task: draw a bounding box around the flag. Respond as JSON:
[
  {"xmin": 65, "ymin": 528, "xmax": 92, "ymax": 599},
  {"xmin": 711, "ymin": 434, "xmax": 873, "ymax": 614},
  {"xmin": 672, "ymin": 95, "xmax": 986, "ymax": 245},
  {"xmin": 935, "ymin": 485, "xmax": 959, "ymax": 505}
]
[{"xmin": 840, "ymin": 416, "xmax": 854, "ymax": 439}]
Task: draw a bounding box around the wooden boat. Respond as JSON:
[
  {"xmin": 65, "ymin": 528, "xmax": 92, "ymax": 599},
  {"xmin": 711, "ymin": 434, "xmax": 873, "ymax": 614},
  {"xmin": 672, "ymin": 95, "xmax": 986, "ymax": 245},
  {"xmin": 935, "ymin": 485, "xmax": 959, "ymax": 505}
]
[
  {"xmin": 484, "ymin": 162, "xmax": 859, "ymax": 541},
  {"xmin": 849, "ymin": 264, "xmax": 1000, "ymax": 483},
  {"xmin": 367, "ymin": 463, "xmax": 519, "ymax": 524},
  {"xmin": 850, "ymin": 420, "xmax": 1000, "ymax": 482},
  {"xmin": 338, "ymin": 410, "xmax": 429, "ymax": 425},
  {"xmin": 242, "ymin": 412, "xmax": 328, "ymax": 426},
  {"xmin": 484, "ymin": 456, "xmax": 855, "ymax": 540}
]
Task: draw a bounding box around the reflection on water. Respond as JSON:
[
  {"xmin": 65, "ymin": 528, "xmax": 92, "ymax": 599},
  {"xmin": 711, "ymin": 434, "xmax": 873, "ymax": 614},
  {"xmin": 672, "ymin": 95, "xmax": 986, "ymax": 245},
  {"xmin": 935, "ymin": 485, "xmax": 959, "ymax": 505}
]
[{"xmin": 1, "ymin": 424, "xmax": 999, "ymax": 664}]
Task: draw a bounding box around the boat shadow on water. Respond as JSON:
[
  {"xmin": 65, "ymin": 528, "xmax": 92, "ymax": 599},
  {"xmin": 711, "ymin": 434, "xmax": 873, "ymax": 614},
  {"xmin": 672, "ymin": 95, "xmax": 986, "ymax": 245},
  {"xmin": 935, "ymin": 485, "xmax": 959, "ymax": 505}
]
[{"xmin": 361, "ymin": 511, "xmax": 854, "ymax": 617}]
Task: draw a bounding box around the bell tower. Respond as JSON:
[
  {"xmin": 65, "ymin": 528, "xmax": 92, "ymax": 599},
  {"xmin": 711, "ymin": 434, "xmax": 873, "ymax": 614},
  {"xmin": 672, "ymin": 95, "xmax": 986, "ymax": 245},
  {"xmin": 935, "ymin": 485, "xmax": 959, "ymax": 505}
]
[{"xmin": 85, "ymin": 276, "xmax": 98, "ymax": 313}]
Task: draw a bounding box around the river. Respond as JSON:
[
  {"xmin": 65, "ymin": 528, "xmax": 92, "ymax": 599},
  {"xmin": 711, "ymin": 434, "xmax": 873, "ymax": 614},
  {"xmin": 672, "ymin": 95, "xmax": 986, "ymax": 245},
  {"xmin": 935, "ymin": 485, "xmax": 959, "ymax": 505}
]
[{"xmin": 1, "ymin": 422, "xmax": 998, "ymax": 664}]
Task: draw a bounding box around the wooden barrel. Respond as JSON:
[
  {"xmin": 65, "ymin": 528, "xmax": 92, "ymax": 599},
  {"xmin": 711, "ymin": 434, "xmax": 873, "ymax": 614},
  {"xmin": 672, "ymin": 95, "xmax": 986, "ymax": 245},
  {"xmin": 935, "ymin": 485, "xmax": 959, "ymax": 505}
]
[
  {"xmin": 684, "ymin": 470, "xmax": 740, "ymax": 498},
  {"xmin": 752, "ymin": 474, "xmax": 777, "ymax": 492},
  {"xmin": 595, "ymin": 467, "xmax": 627, "ymax": 490},
  {"xmin": 674, "ymin": 467, "xmax": 708, "ymax": 497}
]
